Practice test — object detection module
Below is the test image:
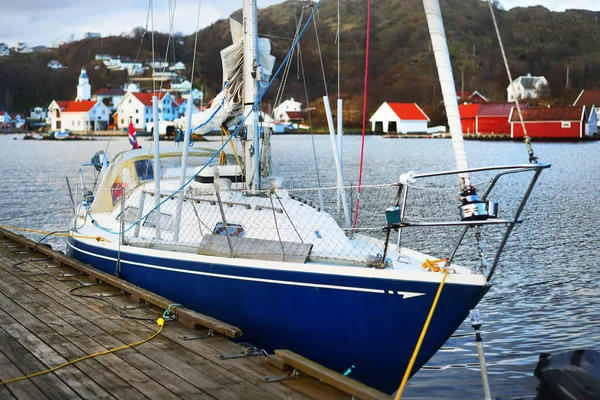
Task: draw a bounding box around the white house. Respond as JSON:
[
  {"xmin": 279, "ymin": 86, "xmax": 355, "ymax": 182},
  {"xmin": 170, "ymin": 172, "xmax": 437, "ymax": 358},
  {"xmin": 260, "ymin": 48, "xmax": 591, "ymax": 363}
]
[
  {"xmin": 507, "ymin": 73, "xmax": 549, "ymax": 101},
  {"xmin": 75, "ymin": 68, "xmax": 91, "ymax": 101},
  {"xmin": 47, "ymin": 100, "xmax": 110, "ymax": 132},
  {"xmin": 115, "ymin": 91, "xmax": 177, "ymax": 130},
  {"xmin": 171, "ymin": 62, "xmax": 186, "ymax": 71},
  {"xmin": 273, "ymin": 98, "xmax": 302, "ymax": 122},
  {"xmin": 573, "ymin": 89, "xmax": 600, "ymax": 135},
  {"xmin": 29, "ymin": 107, "xmax": 48, "ymax": 120},
  {"xmin": 369, "ymin": 102, "xmax": 430, "ymax": 133},
  {"xmin": 48, "ymin": 60, "xmax": 66, "ymax": 69},
  {"xmin": 171, "ymin": 78, "xmax": 192, "ymax": 93},
  {"xmin": 15, "ymin": 42, "xmax": 32, "ymax": 54},
  {"xmin": 0, "ymin": 112, "xmax": 11, "ymax": 125},
  {"xmin": 93, "ymin": 87, "xmax": 126, "ymax": 111},
  {"xmin": 0, "ymin": 43, "xmax": 9, "ymax": 57}
]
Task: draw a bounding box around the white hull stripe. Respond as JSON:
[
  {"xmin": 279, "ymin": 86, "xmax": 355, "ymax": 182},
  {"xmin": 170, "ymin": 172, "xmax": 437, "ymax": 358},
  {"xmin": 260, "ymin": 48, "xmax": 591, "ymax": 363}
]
[{"xmin": 69, "ymin": 242, "xmax": 425, "ymax": 298}]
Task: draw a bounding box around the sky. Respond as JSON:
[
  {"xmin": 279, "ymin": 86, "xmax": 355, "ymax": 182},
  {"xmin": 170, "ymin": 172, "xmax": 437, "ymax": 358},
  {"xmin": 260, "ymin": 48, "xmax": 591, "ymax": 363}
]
[{"xmin": 1, "ymin": 0, "xmax": 599, "ymax": 48}]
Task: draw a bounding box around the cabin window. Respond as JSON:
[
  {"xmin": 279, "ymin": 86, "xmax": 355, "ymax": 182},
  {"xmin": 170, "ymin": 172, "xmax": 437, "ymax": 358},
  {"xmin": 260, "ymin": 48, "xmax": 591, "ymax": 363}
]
[
  {"xmin": 561, "ymin": 121, "xmax": 571, "ymax": 128},
  {"xmin": 111, "ymin": 165, "xmax": 136, "ymax": 205},
  {"xmin": 143, "ymin": 211, "xmax": 174, "ymax": 231},
  {"xmin": 213, "ymin": 223, "xmax": 245, "ymax": 238}
]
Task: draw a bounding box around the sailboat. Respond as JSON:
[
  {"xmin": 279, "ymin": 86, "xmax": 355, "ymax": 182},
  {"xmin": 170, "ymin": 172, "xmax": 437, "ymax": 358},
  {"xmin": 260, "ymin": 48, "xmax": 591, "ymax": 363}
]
[{"xmin": 67, "ymin": 0, "xmax": 549, "ymax": 394}]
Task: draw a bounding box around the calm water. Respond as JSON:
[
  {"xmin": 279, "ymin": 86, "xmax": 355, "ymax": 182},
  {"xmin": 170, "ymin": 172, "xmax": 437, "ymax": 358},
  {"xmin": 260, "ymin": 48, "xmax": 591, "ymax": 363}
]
[{"xmin": 1, "ymin": 134, "xmax": 599, "ymax": 399}]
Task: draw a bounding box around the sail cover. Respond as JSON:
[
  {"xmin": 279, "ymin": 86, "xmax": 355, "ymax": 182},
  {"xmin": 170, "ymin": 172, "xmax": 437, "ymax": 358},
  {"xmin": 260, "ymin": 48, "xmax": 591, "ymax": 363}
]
[{"xmin": 175, "ymin": 12, "xmax": 276, "ymax": 135}]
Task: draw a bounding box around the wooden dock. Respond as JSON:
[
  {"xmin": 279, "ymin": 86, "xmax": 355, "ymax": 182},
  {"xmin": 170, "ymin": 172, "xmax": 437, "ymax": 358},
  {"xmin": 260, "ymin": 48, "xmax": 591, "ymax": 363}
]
[{"xmin": 0, "ymin": 228, "xmax": 391, "ymax": 399}]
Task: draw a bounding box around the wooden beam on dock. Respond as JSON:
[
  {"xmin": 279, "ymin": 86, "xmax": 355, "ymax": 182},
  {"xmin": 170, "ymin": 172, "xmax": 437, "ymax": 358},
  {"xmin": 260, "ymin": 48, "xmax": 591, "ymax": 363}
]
[
  {"xmin": 272, "ymin": 350, "xmax": 392, "ymax": 400},
  {"xmin": 0, "ymin": 227, "xmax": 242, "ymax": 339}
]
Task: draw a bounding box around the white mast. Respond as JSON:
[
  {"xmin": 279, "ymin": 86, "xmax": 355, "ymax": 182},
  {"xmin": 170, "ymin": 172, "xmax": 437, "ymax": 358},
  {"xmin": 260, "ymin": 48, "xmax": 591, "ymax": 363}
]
[
  {"xmin": 243, "ymin": 0, "xmax": 260, "ymax": 193},
  {"xmin": 423, "ymin": 0, "xmax": 470, "ymax": 188},
  {"xmin": 152, "ymin": 95, "xmax": 162, "ymax": 239}
]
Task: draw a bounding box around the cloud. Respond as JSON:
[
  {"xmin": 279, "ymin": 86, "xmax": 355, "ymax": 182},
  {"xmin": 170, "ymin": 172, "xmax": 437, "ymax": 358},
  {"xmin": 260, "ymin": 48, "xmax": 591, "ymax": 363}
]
[{"xmin": 0, "ymin": 0, "xmax": 282, "ymax": 47}]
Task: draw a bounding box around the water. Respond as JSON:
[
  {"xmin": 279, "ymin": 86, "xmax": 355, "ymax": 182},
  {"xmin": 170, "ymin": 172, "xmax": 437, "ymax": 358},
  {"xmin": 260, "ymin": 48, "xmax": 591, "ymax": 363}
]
[{"xmin": 1, "ymin": 134, "xmax": 599, "ymax": 399}]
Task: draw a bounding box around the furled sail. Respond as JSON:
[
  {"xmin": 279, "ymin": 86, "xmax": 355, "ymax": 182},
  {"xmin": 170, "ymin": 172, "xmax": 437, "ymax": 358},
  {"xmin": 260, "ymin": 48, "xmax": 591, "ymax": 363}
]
[{"xmin": 175, "ymin": 11, "xmax": 275, "ymax": 135}]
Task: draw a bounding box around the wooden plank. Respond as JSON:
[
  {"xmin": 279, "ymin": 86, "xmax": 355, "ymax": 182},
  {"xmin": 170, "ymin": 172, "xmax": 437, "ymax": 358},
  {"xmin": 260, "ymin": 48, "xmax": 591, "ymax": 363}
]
[
  {"xmin": 0, "ymin": 256, "xmax": 231, "ymax": 400},
  {"xmin": 0, "ymin": 256, "xmax": 264, "ymax": 400},
  {"xmin": 274, "ymin": 350, "xmax": 391, "ymax": 400},
  {"xmin": 197, "ymin": 234, "xmax": 313, "ymax": 263},
  {"xmin": 0, "ymin": 350, "xmax": 42, "ymax": 399},
  {"xmin": 0, "ymin": 228, "xmax": 242, "ymax": 339}
]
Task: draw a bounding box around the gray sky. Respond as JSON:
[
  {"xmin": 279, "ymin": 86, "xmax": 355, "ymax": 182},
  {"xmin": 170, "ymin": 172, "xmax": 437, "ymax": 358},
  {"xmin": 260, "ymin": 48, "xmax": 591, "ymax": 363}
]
[{"xmin": 1, "ymin": 0, "xmax": 598, "ymax": 48}]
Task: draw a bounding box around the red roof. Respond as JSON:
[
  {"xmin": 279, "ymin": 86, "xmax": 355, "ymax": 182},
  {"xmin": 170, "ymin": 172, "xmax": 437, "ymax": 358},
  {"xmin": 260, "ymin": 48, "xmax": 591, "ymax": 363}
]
[
  {"xmin": 57, "ymin": 100, "xmax": 97, "ymax": 113},
  {"xmin": 456, "ymin": 91, "xmax": 470, "ymax": 100},
  {"xmin": 510, "ymin": 106, "xmax": 584, "ymax": 122},
  {"xmin": 573, "ymin": 90, "xmax": 600, "ymax": 107},
  {"xmin": 387, "ymin": 102, "xmax": 429, "ymax": 121},
  {"xmin": 132, "ymin": 92, "xmax": 169, "ymax": 106},
  {"xmin": 478, "ymin": 103, "xmax": 525, "ymax": 117},
  {"xmin": 459, "ymin": 104, "xmax": 480, "ymax": 119},
  {"xmin": 285, "ymin": 111, "xmax": 305, "ymax": 120}
]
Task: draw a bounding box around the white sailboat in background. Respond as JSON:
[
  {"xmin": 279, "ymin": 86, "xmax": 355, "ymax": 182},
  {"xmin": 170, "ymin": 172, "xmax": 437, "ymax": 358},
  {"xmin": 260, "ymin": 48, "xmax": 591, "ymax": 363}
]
[{"xmin": 67, "ymin": 0, "xmax": 549, "ymax": 393}]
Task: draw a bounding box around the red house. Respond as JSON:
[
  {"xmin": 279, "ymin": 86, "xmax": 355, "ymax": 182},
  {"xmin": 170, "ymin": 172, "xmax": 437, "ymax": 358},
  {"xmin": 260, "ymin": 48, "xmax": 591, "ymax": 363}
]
[
  {"xmin": 458, "ymin": 104, "xmax": 479, "ymax": 134},
  {"xmin": 476, "ymin": 103, "xmax": 524, "ymax": 135},
  {"xmin": 510, "ymin": 106, "xmax": 585, "ymax": 140}
]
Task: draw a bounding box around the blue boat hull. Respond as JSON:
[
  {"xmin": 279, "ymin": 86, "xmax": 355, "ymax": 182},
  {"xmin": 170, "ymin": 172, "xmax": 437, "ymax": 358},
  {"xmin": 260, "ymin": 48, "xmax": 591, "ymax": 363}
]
[{"xmin": 67, "ymin": 237, "xmax": 489, "ymax": 394}]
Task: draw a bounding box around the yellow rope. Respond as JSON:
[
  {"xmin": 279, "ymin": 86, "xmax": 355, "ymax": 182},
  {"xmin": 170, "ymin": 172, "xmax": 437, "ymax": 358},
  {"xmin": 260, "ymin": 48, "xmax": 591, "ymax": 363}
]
[
  {"xmin": 421, "ymin": 258, "xmax": 449, "ymax": 272},
  {"xmin": 0, "ymin": 318, "xmax": 165, "ymax": 385},
  {"xmin": 0, "ymin": 225, "xmax": 111, "ymax": 243},
  {"xmin": 394, "ymin": 269, "xmax": 449, "ymax": 400},
  {"xmin": 220, "ymin": 124, "xmax": 243, "ymax": 170}
]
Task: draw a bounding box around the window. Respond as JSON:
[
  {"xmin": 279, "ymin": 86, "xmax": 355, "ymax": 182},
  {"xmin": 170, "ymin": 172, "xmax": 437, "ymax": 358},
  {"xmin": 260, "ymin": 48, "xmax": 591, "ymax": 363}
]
[
  {"xmin": 213, "ymin": 223, "xmax": 245, "ymax": 238},
  {"xmin": 135, "ymin": 109, "xmax": 139, "ymax": 114},
  {"xmin": 128, "ymin": 99, "xmax": 132, "ymax": 103},
  {"xmin": 135, "ymin": 119, "xmax": 139, "ymax": 124},
  {"xmin": 561, "ymin": 121, "xmax": 571, "ymax": 128},
  {"xmin": 121, "ymin": 119, "xmax": 124, "ymax": 124}
]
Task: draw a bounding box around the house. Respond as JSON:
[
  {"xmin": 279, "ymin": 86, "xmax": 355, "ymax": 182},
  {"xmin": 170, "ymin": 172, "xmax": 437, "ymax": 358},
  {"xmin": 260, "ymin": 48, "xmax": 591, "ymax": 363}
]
[
  {"xmin": 458, "ymin": 104, "xmax": 480, "ymax": 134},
  {"xmin": 573, "ymin": 89, "xmax": 600, "ymax": 136},
  {"xmin": 148, "ymin": 60, "xmax": 169, "ymax": 69},
  {"xmin": 273, "ymin": 98, "xmax": 302, "ymax": 122},
  {"xmin": 174, "ymin": 98, "xmax": 200, "ymax": 117},
  {"xmin": 93, "ymin": 87, "xmax": 126, "ymax": 111},
  {"xmin": 29, "ymin": 107, "xmax": 48, "ymax": 120},
  {"xmin": 171, "ymin": 78, "xmax": 192, "ymax": 93},
  {"xmin": 507, "ymin": 73, "xmax": 548, "ymax": 102},
  {"xmin": 510, "ymin": 105, "xmax": 585, "ymax": 140},
  {"xmin": 182, "ymin": 88, "xmax": 203, "ymax": 101},
  {"xmin": 171, "ymin": 62, "xmax": 186, "ymax": 71},
  {"xmin": 47, "ymin": 100, "xmax": 111, "ymax": 132},
  {"xmin": 0, "ymin": 112, "xmax": 12, "ymax": 127},
  {"xmin": 114, "ymin": 91, "xmax": 177, "ymax": 130},
  {"xmin": 95, "ymin": 54, "xmax": 111, "ymax": 61},
  {"xmin": 47, "ymin": 60, "xmax": 66, "ymax": 69},
  {"xmin": 0, "ymin": 43, "xmax": 9, "ymax": 57},
  {"xmin": 369, "ymin": 102, "xmax": 430, "ymax": 133},
  {"xmin": 475, "ymin": 103, "xmax": 526, "ymax": 135},
  {"xmin": 85, "ymin": 32, "xmax": 101, "ymax": 39},
  {"xmin": 457, "ymin": 91, "xmax": 488, "ymax": 104},
  {"xmin": 15, "ymin": 42, "xmax": 32, "ymax": 54}
]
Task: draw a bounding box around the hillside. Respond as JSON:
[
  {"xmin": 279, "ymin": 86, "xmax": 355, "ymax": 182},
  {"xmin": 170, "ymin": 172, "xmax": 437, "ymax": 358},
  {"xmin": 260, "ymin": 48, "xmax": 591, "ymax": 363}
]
[{"xmin": 1, "ymin": 0, "xmax": 599, "ymax": 127}]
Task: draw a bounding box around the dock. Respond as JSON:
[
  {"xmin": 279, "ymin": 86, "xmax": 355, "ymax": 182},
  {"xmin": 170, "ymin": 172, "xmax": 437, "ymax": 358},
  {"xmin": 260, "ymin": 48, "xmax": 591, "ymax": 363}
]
[{"xmin": 0, "ymin": 227, "xmax": 391, "ymax": 399}]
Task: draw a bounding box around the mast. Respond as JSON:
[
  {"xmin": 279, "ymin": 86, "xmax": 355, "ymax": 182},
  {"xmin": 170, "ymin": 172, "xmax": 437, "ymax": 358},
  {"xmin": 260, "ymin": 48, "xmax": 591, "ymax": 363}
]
[
  {"xmin": 423, "ymin": 0, "xmax": 470, "ymax": 189},
  {"xmin": 152, "ymin": 95, "xmax": 161, "ymax": 239},
  {"xmin": 243, "ymin": 0, "xmax": 260, "ymax": 193}
]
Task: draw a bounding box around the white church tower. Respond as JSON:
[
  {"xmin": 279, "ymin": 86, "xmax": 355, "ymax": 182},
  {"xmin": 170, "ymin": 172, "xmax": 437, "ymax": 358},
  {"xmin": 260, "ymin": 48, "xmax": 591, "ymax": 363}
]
[{"xmin": 75, "ymin": 67, "xmax": 91, "ymax": 101}]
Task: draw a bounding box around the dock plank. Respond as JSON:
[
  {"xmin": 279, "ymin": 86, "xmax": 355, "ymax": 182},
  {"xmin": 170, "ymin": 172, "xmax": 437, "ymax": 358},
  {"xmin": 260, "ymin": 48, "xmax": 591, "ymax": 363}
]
[{"xmin": 0, "ymin": 230, "xmax": 368, "ymax": 400}]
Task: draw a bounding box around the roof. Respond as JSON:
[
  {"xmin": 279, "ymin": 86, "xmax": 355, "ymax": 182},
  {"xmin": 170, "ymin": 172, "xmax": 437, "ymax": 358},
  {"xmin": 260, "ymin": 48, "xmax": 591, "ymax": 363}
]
[
  {"xmin": 285, "ymin": 111, "xmax": 305, "ymax": 120},
  {"xmin": 55, "ymin": 100, "xmax": 98, "ymax": 113},
  {"xmin": 509, "ymin": 106, "xmax": 584, "ymax": 122},
  {"xmin": 477, "ymin": 103, "xmax": 525, "ymax": 117},
  {"xmin": 387, "ymin": 102, "xmax": 429, "ymax": 121},
  {"xmin": 512, "ymin": 74, "xmax": 546, "ymax": 90},
  {"xmin": 573, "ymin": 90, "xmax": 600, "ymax": 107},
  {"xmin": 95, "ymin": 88, "xmax": 125, "ymax": 96},
  {"xmin": 131, "ymin": 92, "xmax": 169, "ymax": 106},
  {"xmin": 459, "ymin": 104, "xmax": 480, "ymax": 119}
]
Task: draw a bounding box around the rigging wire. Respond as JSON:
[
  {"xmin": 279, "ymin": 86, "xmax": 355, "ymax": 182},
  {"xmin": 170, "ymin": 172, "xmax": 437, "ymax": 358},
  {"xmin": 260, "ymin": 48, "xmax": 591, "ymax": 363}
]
[
  {"xmin": 352, "ymin": 0, "xmax": 372, "ymax": 229},
  {"xmin": 486, "ymin": 0, "xmax": 537, "ymax": 163},
  {"xmin": 312, "ymin": 10, "xmax": 328, "ymax": 97},
  {"xmin": 87, "ymin": 0, "xmax": 325, "ymax": 236}
]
